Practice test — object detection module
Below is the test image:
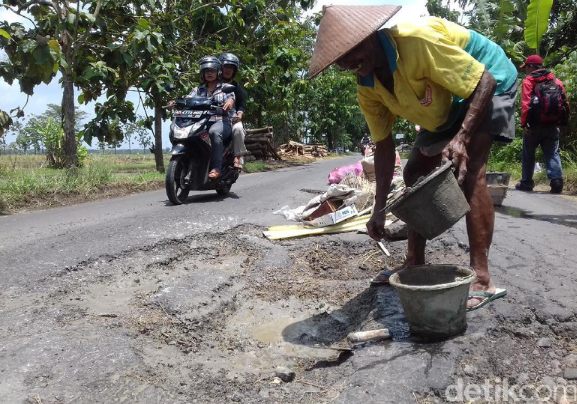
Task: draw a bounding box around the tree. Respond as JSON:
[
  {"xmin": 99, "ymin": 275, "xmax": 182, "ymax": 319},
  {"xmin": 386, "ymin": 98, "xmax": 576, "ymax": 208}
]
[
  {"xmin": 0, "ymin": 0, "xmax": 166, "ymax": 168},
  {"xmin": 4, "ymin": 120, "xmax": 23, "ymax": 154},
  {"xmin": 15, "ymin": 131, "xmax": 31, "ymax": 154},
  {"xmin": 41, "ymin": 104, "xmax": 89, "ymax": 134},
  {"xmin": 123, "ymin": 118, "xmax": 150, "ymax": 154},
  {"xmin": 108, "ymin": 139, "xmax": 123, "ymax": 154},
  {"xmin": 136, "ymin": 130, "xmax": 153, "ymax": 154},
  {"xmin": 0, "ymin": 1, "xmax": 105, "ymax": 167},
  {"xmin": 299, "ymin": 67, "xmax": 360, "ymax": 150}
]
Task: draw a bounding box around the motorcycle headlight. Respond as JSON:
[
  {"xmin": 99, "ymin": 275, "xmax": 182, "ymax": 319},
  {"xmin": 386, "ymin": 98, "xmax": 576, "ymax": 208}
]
[
  {"xmin": 173, "ymin": 125, "xmax": 190, "ymax": 140},
  {"xmin": 191, "ymin": 121, "xmax": 203, "ymax": 133}
]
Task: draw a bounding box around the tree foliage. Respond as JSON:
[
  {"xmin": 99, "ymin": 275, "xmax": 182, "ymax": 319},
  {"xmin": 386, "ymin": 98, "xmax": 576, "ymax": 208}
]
[{"xmin": 1, "ymin": 0, "xmax": 576, "ymax": 171}]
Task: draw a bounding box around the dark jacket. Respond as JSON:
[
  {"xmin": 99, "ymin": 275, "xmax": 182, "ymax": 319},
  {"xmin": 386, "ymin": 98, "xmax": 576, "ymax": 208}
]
[{"xmin": 231, "ymin": 79, "xmax": 246, "ymax": 115}]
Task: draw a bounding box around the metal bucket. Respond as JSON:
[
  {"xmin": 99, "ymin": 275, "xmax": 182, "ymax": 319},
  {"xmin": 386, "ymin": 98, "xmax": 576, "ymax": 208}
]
[
  {"xmin": 387, "ymin": 162, "xmax": 470, "ymax": 239},
  {"xmin": 389, "ymin": 265, "xmax": 476, "ymax": 339}
]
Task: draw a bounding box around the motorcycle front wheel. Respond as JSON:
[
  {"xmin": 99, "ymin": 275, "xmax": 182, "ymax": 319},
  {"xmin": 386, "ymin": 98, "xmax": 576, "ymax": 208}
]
[
  {"xmin": 166, "ymin": 155, "xmax": 190, "ymax": 205},
  {"xmin": 216, "ymin": 184, "xmax": 231, "ymax": 196}
]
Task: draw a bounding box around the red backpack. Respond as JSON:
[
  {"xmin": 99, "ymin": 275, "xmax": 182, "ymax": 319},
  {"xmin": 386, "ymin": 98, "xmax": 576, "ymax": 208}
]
[{"xmin": 529, "ymin": 78, "xmax": 569, "ymax": 125}]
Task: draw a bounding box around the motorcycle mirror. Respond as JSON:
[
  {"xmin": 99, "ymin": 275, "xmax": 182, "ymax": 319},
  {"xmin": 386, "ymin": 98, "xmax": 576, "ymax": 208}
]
[
  {"xmin": 165, "ymin": 83, "xmax": 176, "ymax": 92},
  {"xmin": 221, "ymin": 83, "xmax": 235, "ymax": 94}
]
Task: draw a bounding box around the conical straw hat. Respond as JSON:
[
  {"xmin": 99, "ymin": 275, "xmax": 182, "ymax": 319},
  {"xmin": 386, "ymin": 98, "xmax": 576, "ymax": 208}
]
[{"xmin": 308, "ymin": 5, "xmax": 402, "ymax": 79}]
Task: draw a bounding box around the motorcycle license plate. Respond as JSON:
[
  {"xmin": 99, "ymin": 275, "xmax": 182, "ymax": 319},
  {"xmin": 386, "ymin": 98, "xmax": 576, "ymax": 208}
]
[{"xmin": 175, "ymin": 110, "xmax": 202, "ymax": 118}]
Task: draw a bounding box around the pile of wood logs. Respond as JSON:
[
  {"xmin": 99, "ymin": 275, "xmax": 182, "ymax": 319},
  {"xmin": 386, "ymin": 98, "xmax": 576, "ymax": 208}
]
[
  {"xmin": 242, "ymin": 127, "xmax": 330, "ymax": 161},
  {"xmin": 277, "ymin": 141, "xmax": 329, "ymax": 158},
  {"xmin": 244, "ymin": 127, "xmax": 281, "ymax": 161}
]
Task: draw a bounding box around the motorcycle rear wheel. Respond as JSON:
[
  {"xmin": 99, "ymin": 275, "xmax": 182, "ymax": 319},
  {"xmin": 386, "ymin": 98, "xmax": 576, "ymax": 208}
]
[{"xmin": 166, "ymin": 155, "xmax": 190, "ymax": 205}]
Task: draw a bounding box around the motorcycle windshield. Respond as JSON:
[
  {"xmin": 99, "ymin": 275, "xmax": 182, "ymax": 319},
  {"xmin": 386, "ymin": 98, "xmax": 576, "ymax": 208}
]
[
  {"xmin": 174, "ymin": 96, "xmax": 212, "ymax": 110},
  {"xmin": 185, "ymin": 97, "xmax": 212, "ymax": 110}
]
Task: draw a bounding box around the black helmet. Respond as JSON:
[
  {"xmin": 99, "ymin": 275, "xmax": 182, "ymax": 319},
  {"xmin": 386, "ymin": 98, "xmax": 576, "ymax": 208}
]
[
  {"xmin": 199, "ymin": 56, "xmax": 221, "ymax": 82},
  {"xmin": 218, "ymin": 53, "xmax": 240, "ymax": 76}
]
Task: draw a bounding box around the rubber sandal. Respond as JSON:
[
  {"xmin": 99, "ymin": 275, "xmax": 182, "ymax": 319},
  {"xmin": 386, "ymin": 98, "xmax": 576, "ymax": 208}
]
[
  {"xmin": 370, "ymin": 270, "xmax": 396, "ymax": 286},
  {"xmin": 467, "ymin": 288, "xmax": 507, "ymax": 312}
]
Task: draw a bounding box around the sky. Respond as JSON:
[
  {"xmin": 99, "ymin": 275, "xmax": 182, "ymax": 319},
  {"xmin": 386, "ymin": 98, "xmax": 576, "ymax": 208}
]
[{"xmin": 0, "ymin": 0, "xmax": 429, "ymax": 149}]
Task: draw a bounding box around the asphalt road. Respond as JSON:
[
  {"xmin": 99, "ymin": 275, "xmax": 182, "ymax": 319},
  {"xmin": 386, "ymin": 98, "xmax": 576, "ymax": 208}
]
[
  {"xmin": 0, "ymin": 156, "xmax": 344, "ymax": 291},
  {"xmin": 1, "ymin": 155, "xmax": 577, "ymax": 403}
]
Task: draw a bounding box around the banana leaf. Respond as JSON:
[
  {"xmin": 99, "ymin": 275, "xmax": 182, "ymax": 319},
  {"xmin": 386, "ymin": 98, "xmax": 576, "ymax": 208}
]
[{"xmin": 524, "ymin": 0, "xmax": 553, "ymax": 50}]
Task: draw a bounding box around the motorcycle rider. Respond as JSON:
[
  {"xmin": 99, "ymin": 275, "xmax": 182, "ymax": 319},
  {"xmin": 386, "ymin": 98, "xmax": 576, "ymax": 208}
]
[
  {"xmin": 186, "ymin": 56, "xmax": 235, "ymax": 180},
  {"xmin": 218, "ymin": 52, "xmax": 249, "ymax": 169}
]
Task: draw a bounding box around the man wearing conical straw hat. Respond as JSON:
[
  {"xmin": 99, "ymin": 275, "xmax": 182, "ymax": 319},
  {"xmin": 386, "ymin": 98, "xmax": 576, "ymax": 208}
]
[{"xmin": 309, "ymin": 5, "xmax": 517, "ymax": 311}]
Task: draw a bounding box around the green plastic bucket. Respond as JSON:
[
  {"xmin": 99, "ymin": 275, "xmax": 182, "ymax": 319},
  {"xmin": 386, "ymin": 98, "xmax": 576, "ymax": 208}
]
[
  {"xmin": 387, "ymin": 162, "xmax": 470, "ymax": 239},
  {"xmin": 389, "ymin": 265, "xmax": 476, "ymax": 339}
]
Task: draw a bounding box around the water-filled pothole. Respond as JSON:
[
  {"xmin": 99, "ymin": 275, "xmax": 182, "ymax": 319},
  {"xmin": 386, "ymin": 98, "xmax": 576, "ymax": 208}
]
[{"xmin": 497, "ymin": 205, "xmax": 577, "ymax": 229}]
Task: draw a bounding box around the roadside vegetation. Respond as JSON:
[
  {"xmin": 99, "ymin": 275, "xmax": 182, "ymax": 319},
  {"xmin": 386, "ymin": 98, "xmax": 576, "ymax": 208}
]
[{"xmin": 0, "ymin": 152, "xmax": 332, "ymax": 215}]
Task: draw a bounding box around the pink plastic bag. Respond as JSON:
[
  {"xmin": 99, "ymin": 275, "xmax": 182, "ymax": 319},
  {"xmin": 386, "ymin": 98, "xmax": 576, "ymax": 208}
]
[{"xmin": 328, "ymin": 161, "xmax": 364, "ymax": 184}]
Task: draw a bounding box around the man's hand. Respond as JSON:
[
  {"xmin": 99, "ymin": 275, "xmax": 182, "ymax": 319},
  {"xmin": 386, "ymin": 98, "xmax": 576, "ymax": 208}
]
[
  {"xmin": 366, "ymin": 212, "xmax": 386, "ymax": 241},
  {"xmin": 442, "ymin": 137, "xmax": 469, "ymax": 185},
  {"xmin": 223, "ymin": 99, "xmax": 234, "ymax": 111},
  {"xmin": 523, "ymin": 127, "xmax": 531, "ymax": 137}
]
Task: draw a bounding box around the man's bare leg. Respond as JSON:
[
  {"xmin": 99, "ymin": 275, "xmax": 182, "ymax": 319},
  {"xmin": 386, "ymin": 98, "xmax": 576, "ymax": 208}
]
[{"xmin": 462, "ymin": 127, "xmax": 496, "ymax": 307}]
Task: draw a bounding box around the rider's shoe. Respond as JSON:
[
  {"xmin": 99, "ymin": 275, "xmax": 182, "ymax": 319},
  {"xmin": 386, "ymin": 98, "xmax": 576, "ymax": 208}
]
[{"xmin": 233, "ymin": 157, "xmax": 243, "ymax": 170}]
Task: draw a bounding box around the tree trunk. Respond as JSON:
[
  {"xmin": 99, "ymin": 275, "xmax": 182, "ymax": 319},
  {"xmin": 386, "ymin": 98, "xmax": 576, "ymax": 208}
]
[
  {"xmin": 62, "ymin": 72, "xmax": 78, "ymax": 168},
  {"xmin": 154, "ymin": 102, "xmax": 165, "ymax": 173},
  {"xmin": 327, "ymin": 133, "xmax": 334, "ymax": 151}
]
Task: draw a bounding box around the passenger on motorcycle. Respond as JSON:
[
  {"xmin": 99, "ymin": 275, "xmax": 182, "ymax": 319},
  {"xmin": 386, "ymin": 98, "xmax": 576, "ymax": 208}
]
[
  {"xmin": 187, "ymin": 56, "xmax": 236, "ymax": 180},
  {"xmin": 218, "ymin": 52, "xmax": 249, "ymax": 169}
]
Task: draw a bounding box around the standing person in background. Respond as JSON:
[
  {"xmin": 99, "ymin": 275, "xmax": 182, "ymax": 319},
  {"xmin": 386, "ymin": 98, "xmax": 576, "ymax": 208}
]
[
  {"xmin": 515, "ymin": 55, "xmax": 569, "ymax": 194},
  {"xmin": 308, "ymin": 5, "xmax": 518, "ymax": 311},
  {"xmin": 219, "ymin": 52, "xmax": 249, "ymax": 169},
  {"xmin": 360, "ymin": 133, "xmax": 371, "ymax": 156}
]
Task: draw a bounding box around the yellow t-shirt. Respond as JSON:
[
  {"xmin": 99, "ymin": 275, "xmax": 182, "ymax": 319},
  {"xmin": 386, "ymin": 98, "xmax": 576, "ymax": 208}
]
[{"xmin": 358, "ymin": 17, "xmax": 485, "ymax": 142}]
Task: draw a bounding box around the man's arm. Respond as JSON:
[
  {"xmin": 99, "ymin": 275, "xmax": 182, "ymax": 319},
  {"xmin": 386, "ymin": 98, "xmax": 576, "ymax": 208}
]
[
  {"xmin": 520, "ymin": 77, "xmax": 533, "ymax": 129},
  {"xmin": 442, "ymin": 70, "xmax": 497, "ymax": 184},
  {"xmin": 234, "ymin": 82, "xmax": 247, "ymax": 116},
  {"xmin": 366, "ymin": 134, "xmax": 396, "ymax": 241}
]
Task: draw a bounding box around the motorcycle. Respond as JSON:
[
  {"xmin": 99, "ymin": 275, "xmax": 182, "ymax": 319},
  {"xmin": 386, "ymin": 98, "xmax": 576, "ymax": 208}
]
[{"xmin": 165, "ymin": 84, "xmax": 240, "ymax": 205}]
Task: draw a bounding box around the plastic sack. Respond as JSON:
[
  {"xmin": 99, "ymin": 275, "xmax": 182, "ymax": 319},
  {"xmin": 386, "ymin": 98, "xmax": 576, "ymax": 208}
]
[
  {"xmin": 273, "ymin": 205, "xmax": 305, "ymax": 222},
  {"xmin": 328, "ymin": 161, "xmax": 364, "ymax": 184}
]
